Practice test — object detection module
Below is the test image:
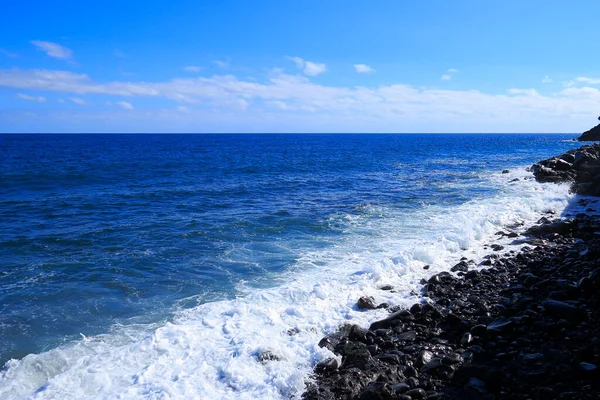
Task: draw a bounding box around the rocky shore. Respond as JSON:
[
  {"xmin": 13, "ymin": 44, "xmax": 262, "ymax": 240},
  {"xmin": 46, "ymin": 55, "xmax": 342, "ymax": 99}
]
[
  {"xmin": 578, "ymin": 124, "xmax": 600, "ymax": 142},
  {"xmin": 303, "ymin": 145, "xmax": 600, "ymax": 400}
]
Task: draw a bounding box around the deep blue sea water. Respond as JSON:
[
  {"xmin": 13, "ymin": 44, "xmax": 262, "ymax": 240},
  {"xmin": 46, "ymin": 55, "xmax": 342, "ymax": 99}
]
[{"xmin": 0, "ymin": 134, "xmax": 582, "ymax": 399}]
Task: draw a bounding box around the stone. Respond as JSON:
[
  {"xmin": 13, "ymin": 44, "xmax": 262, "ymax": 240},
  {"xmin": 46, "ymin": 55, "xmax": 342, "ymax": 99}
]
[
  {"xmin": 487, "ymin": 317, "xmax": 513, "ymax": 331},
  {"xmin": 369, "ymin": 310, "xmax": 414, "ymax": 330},
  {"xmin": 404, "ymin": 388, "xmax": 427, "ymax": 399},
  {"xmin": 396, "ymin": 331, "xmax": 417, "ymax": 341},
  {"xmin": 358, "ymin": 382, "xmax": 394, "ymax": 400},
  {"xmin": 315, "ymin": 358, "xmax": 339, "ymax": 373},
  {"xmin": 358, "ymin": 296, "xmax": 378, "ymax": 310},
  {"xmin": 257, "ymin": 350, "xmax": 280, "ymax": 362},
  {"xmin": 342, "ymin": 348, "xmax": 373, "ymax": 370},
  {"xmin": 579, "ymin": 362, "xmax": 597, "ymax": 372},
  {"xmin": 542, "ymin": 299, "xmax": 587, "ymax": 321}
]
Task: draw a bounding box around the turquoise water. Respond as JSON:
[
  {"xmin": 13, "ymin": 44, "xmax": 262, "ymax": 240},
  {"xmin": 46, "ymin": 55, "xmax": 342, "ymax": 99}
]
[{"xmin": 0, "ymin": 134, "xmax": 581, "ymax": 399}]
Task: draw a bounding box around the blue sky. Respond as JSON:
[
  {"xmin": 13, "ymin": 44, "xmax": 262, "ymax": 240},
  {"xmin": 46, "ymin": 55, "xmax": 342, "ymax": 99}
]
[{"xmin": 1, "ymin": 0, "xmax": 599, "ymax": 133}]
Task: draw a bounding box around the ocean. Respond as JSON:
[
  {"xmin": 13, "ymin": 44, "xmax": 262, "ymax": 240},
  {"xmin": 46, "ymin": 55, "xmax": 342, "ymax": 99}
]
[{"xmin": 0, "ymin": 133, "xmax": 581, "ymax": 399}]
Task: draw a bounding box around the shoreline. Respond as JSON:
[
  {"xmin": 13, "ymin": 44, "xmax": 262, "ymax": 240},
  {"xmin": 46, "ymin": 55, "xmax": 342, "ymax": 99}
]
[{"xmin": 303, "ymin": 144, "xmax": 600, "ymax": 400}]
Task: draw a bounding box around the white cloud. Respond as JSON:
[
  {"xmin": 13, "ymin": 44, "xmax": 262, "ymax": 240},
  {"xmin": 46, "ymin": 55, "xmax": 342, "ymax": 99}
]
[
  {"xmin": 177, "ymin": 106, "xmax": 190, "ymax": 113},
  {"xmin": 184, "ymin": 66, "xmax": 202, "ymax": 73},
  {"xmin": 57, "ymin": 98, "xmax": 65, "ymax": 103},
  {"xmin": 30, "ymin": 41, "xmax": 73, "ymax": 60},
  {"xmin": 441, "ymin": 68, "xmax": 459, "ymax": 81},
  {"xmin": 116, "ymin": 101, "xmax": 134, "ymax": 110},
  {"xmin": 508, "ymin": 88, "xmax": 539, "ymax": 96},
  {"xmin": 303, "ymin": 61, "xmax": 327, "ymax": 76},
  {"xmin": 575, "ymin": 77, "xmax": 600, "ymax": 85},
  {"xmin": 69, "ymin": 97, "xmax": 89, "ymax": 105},
  {"xmin": 542, "ymin": 75, "xmax": 553, "ymax": 83},
  {"xmin": 287, "ymin": 56, "xmax": 326, "ymax": 76},
  {"xmin": 214, "ymin": 60, "xmax": 229, "ymax": 69},
  {"xmin": 16, "ymin": 93, "xmax": 46, "ymax": 103},
  {"xmin": 354, "ymin": 64, "xmax": 375, "ymax": 73},
  {"xmin": 2, "ymin": 67, "xmax": 600, "ymax": 132}
]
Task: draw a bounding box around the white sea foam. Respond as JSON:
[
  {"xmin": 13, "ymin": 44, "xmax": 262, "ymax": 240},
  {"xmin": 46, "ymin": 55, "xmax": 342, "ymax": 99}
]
[{"xmin": 0, "ymin": 168, "xmax": 574, "ymax": 400}]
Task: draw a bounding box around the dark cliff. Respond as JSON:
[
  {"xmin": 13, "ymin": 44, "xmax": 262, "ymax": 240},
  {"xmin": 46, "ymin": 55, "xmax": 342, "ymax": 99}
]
[{"xmin": 578, "ymin": 122, "xmax": 600, "ymax": 141}]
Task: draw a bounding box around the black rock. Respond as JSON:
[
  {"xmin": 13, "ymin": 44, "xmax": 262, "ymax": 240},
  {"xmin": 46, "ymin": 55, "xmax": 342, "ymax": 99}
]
[
  {"xmin": 396, "ymin": 331, "xmax": 417, "ymax": 341},
  {"xmin": 542, "ymin": 299, "xmax": 587, "ymax": 321},
  {"xmin": 578, "ymin": 123, "xmax": 600, "ymax": 141},
  {"xmin": 359, "ymin": 382, "xmax": 394, "ymax": 400},
  {"xmin": 257, "ymin": 350, "xmax": 280, "ymax": 362},
  {"xmin": 342, "ymin": 348, "xmax": 373, "ymax": 370},
  {"xmin": 404, "ymin": 388, "xmax": 427, "ymax": 399},
  {"xmin": 358, "ymin": 296, "xmax": 378, "ymax": 310},
  {"xmin": 316, "ymin": 358, "xmax": 339, "ymax": 373},
  {"xmin": 369, "ymin": 310, "xmax": 414, "ymax": 330}
]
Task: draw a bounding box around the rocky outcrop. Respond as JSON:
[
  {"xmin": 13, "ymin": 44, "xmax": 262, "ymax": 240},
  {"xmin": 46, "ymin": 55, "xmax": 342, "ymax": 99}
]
[
  {"xmin": 531, "ymin": 144, "xmax": 600, "ymax": 196},
  {"xmin": 578, "ymin": 124, "xmax": 600, "ymax": 142},
  {"xmin": 303, "ymin": 147, "xmax": 600, "ymax": 400},
  {"xmin": 304, "ymin": 211, "xmax": 600, "ymax": 400}
]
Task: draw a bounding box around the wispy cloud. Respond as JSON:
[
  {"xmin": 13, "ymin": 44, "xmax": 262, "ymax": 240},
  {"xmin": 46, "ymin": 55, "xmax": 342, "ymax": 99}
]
[
  {"xmin": 184, "ymin": 66, "xmax": 202, "ymax": 73},
  {"xmin": 69, "ymin": 97, "xmax": 89, "ymax": 105},
  {"xmin": 575, "ymin": 77, "xmax": 600, "ymax": 85},
  {"xmin": 354, "ymin": 64, "xmax": 375, "ymax": 73},
  {"xmin": 0, "ymin": 48, "xmax": 19, "ymax": 58},
  {"xmin": 542, "ymin": 75, "xmax": 553, "ymax": 83},
  {"xmin": 116, "ymin": 101, "xmax": 134, "ymax": 110},
  {"xmin": 441, "ymin": 68, "xmax": 459, "ymax": 81},
  {"xmin": 30, "ymin": 41, "xmax": 73, "ymax": 60},
  {"xmin": 16, "ymin": 93, "xmax": 46, "ymax": 103},
  {"xmin": 287, "ymin": 56, "xmax": 327, "ymax": 76},
  {"xmin": 2, "ymin": 68, "xmax": 599, "ymax": 132},
  {"xmin": 213, "ymin": 60, "xmax": 229, "ymax": 69},
  {"xmin": 508, "ymin": 88, "xmax": 540, "ymax": 96}
]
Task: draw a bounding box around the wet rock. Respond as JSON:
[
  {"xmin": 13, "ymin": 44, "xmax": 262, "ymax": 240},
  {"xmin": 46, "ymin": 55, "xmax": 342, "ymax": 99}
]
[
  {"xmin": 303, "ymin": 195, "xmax": 600, "ymax": 400},
  {"xmin": 396, "ymin": 331, "xmax": 417, "ymax": 341},
  {"xmin": 461, "ymin": 333, "xmax": 473, "ymax": 346},
  {"xmin": 579, "ymin": 362, "xmax": 597, "ymax": 372},
  {"xmin": 358, "ymin": 296, "xmax": 378, "ymax": 310},
  {"xmin": 359, "ymin": 382, "xmax": 394, "ymax": 400},
  {"xmin": 415, "ymin": 350, "xmax": 434, "ymax": 367},
  {"xmin": 369, "ymin": 310, "xmax": 414, "ymax": 330},
  {"xmin": 316, "ymin": 358, "xmax": 339, "ymax": 373},
  {"xmin": 487, "ymin": 317, "xmax": 513, "ymax": 332},
  {"xmin": 342, "ymin": 348, "xmax": 373, "ymax": 370},
  {"xmin": 542, "ymin": 299, "xmax": 587, "ymax": 321},
  {"xmin": 404, "ymin": 388, "xmax": 427, "ymax": 399},
  {"xmin": 257, "ymin": 350, "xmax": 281, "ymax": 362},
  {"xmin": 451, "ymin": 261, "xmax": 469, "ymax": 273}
]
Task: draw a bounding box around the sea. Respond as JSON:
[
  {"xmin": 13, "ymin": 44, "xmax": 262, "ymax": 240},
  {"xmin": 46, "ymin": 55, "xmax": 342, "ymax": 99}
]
[{"xmin": 0, "ymin": 133, "xmax": 582, "ymax": 399}]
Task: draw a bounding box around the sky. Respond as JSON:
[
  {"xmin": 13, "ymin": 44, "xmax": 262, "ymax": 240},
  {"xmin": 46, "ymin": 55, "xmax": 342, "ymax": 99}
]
[{"xmin": 1, "ymin": 0, "xmax": 600, "ymax": 133}]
